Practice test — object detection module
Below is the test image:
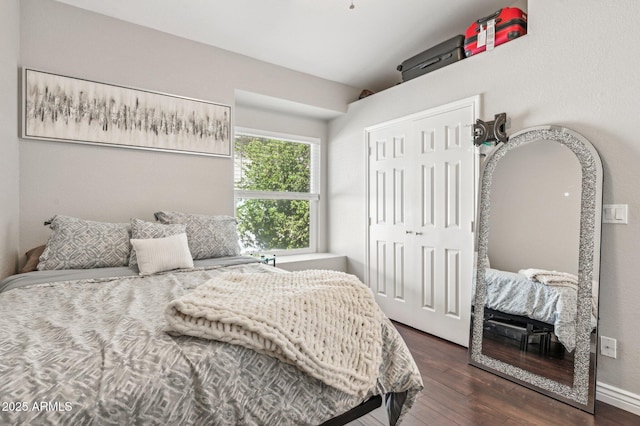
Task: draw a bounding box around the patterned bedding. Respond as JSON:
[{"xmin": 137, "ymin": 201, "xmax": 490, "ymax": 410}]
[
  {"xmin": 0, "ymin": 258, "xmax": 422, "ymax": 425},
  {"xmin": 481, "ymin": 268, "xmax": 596, "ymax": 352}
]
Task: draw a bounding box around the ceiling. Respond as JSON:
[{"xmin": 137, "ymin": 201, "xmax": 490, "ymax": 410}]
[{"xmin": 56, "ymin": 0, "xmax": 510, "ymax": 93}]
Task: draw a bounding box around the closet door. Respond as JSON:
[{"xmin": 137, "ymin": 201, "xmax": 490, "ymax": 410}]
[
  {"xmin": 367, "ymin": 100, "xmax": 477, "ymax": 347},
  {"xmin": 368, "ymin": 122, "xmax": 411, "ymax": 324}
]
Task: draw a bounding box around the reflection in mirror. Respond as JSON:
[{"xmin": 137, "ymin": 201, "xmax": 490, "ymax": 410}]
[{"xmin": 469, "ymin": 126, "xmax": 602, "ymax": 413}]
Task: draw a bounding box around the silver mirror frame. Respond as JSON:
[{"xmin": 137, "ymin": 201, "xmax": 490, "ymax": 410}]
[{"xmin": 469, "ymin": 125, "xmax": 603, "ymax": 412}]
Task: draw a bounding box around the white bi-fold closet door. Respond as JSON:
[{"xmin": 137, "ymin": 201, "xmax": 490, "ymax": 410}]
[{"xmin": 366, "ymin": 97, "xmax": 478, "ymax": 347}]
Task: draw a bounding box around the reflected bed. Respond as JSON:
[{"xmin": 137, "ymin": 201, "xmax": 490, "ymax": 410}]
[{"xmin": 479, "ymin": 268, "xmax": 596, "ymax": 353}]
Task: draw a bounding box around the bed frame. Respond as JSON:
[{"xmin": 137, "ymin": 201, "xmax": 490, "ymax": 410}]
[
  {"xmin": 321, "ymin": 395, "xmax": 383, "ymax": 425},
  {"xmin": 483, "ymin": 308, "xmax": 554, "ymax": 355}
]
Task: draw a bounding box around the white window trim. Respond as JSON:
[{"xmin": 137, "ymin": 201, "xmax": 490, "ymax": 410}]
[
  {"xmin": 236, "ymin": 190, "xmax": 319, "ymax": 201},
  {"xmin": 235, "ymin": 127, "xmax": 320, "ymax": 145},
  {"xmin": 234, "ymin": 128, "xmax": 320, "ymax": 255}
]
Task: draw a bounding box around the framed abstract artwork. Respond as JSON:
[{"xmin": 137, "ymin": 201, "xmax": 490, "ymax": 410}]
[{"xmin": 21, "ymin": 68, "xmax": 231, "ymax": 157}]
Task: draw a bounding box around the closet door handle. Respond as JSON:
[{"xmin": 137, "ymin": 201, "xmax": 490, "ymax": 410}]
[
  {"xmin": 415, "ymin": 232, "xmax": 424, "ymax": 235},
  {"xmin": 405, "ymin": 230, "xmax": 414, "ymax": 234}
]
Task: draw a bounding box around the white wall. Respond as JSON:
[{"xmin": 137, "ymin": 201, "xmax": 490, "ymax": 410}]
[
  {"xmin": 18, "ymin": 0, "xmax": 358, "ymax": 255},
  {"xmin": 0, "ymin": 0, "xmax": 20, "ymax": 277},
  {"xmin": 328, "ymin": 0, "xmax": 640, "ymax": 400}
]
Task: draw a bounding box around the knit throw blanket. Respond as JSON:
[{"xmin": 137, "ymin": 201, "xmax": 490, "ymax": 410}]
[
  {"xmin": 519, "ymin": 268, "xmax": 579, "ymax": 291},
  {"xmin": 165, "ymin": 270, "xmax": 383, "ymax": 397}
]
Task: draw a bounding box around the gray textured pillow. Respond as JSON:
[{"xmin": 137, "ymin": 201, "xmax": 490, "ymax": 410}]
[
  {"xmin": 129, "ymin": 218, "xmax": 187, "ymax": 268},
  {"xmin": 154, "ymin": 211, "xmax": 240, "ymax": 260},
  {"xmin": 38, "ymin": 215, "xmax": 131, "ymax": 270}
]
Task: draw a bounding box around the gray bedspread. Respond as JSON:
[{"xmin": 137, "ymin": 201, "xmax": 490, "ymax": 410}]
[{"xmin": 0, "ymin": 259, "xmax": 422, "ymax": 425}]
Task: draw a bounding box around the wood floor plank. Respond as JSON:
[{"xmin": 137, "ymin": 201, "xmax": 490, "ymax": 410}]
[{"xmin": 352, "ymin": 322, "xmax": 640, "ymax": 426}]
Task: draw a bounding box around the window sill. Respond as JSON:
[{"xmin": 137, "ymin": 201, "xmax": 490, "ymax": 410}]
[{"xmin": 276, "ymin": 253, "xmax": 346, "ymax": 272}]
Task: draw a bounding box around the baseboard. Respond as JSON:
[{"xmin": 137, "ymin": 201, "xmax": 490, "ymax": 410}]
[{"xmin": 597, "ymin": 382, "xmax": 640, "ymax": 416}]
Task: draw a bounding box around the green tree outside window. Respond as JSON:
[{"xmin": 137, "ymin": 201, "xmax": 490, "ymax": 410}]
[{"xmin": 235, "ymin": 135, "xmax": 312, "ymax": 251}]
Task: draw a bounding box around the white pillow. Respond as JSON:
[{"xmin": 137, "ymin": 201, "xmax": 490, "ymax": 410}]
[{"xmin": 130, "ymin": 233, "xmax": 194, "ymax": 276}]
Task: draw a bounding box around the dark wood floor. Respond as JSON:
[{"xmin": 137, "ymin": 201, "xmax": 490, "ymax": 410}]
[{"xmin": 352, "ymin": 322, "xmax": 640, "ymax": 426}]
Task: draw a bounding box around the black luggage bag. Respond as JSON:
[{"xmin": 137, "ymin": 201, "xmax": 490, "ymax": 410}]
[{"xmin": 397, "ymin": 35, "xmax": 465, "ymax": 82}]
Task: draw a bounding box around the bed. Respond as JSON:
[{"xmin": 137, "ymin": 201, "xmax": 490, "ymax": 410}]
[
  {"xmin": 478, "ymin": 268, "xmax": 597, "ymax": 353},
  {"xmin": 0, "ymin": 214, "xmax": 423, "ymax": 425}
]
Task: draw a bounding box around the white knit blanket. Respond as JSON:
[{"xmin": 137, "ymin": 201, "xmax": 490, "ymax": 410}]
[
  {"xmin": 519, "ymin": 268, "xmax": 579, "ymax": 291},
  {"xmin": 165, "ymin": 270, "xmax": 383, "ymax": 397}
]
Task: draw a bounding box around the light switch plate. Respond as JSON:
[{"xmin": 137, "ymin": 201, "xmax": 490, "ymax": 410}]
[{"xmin": 603, "ymin": 204, "xmax": 628, "ymax": 224}]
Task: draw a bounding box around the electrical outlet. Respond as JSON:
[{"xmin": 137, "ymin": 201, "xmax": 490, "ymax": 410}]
[{"xmin": 601, "ymin": 336, "xmax": 617, "ymax": 358}]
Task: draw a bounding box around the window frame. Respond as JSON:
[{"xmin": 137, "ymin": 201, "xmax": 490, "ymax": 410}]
[{"xmin": 234, "ymin": 127, "xmax": 320, "ymax": 255}]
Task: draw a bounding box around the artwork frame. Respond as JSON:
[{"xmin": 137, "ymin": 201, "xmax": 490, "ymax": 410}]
[{"xmin": 21, "ymin": 68, "xmax": 232, "ymax": 157}]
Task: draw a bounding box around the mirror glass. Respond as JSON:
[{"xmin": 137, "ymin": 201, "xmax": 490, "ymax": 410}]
[{"xmin": 469, "ymin": 126, "xmax": 602, "ymax": 413}]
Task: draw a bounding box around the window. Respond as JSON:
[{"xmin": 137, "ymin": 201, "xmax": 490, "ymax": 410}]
[{"xmin": 234, "ymin": 128, "xmax": 320, "ymax": 254}]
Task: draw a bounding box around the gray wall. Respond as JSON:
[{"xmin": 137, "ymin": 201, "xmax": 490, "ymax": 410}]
[
  {"xmin": 328, "ymin": 0, "xmax": 640, "ymax": 402},
  {"xmin": 0, "ymin": 0, "xmax": 20, "ymax": 277},
  {"xmin": 18, "ymin": 0, "xmax": 358, "ymax": 256}
]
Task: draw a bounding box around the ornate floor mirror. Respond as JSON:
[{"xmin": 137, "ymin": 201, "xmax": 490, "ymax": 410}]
[{"xmin": 468, "ymin": 125, "xmax": 603, "ymax": 412}]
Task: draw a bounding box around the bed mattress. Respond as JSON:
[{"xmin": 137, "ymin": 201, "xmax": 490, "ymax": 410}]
[{"xmin": 0, "ymin": 257, "xmax": 422, "ymax": 425}]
